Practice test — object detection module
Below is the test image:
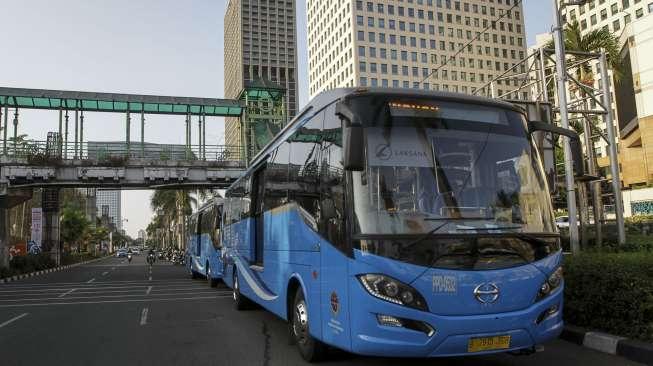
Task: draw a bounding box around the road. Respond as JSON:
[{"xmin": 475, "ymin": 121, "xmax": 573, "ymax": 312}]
[{"xmin": 0, "ymin": 256, "xmax": 643, "ymax": 366}]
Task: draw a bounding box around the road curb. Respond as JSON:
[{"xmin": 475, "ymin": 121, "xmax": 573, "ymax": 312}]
[
  {"xmin": 561, "ymin": 325, "xmax": 653, "ymax": 365},
  {"xmin": 0, "ymin": 255, "xmax": 110, "ymax": 284}
]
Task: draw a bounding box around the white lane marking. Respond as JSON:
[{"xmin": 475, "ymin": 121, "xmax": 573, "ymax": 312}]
[
  {"xmin": 0, "ymin": 283, "xmax": 210, "ymax": 294},
  {"xmin": 148, "ymin": 276, "xmax": 152, "ymax": 281},
  {"xmin": 111, "ymin": 267, "xmax": 115, "ymax": 270},
  {"xmin": 0, "ymin": 291, "xmax": 228, "ymax": 303},
  {"xmin": 0, "ymin": 279, "xmax": 196, "ymax": 287},
  {"xmin": 58, "ymin": 289, "xmax": 76, "ymax": 298},
  {"xmin": 0, "ymin": 313, "xmax": 28, "ymax": 328},
  {"xmin": 140, "ymin": 308, "xmax": 149, "ymax": 326},
  {"xmin": 87, "ymin": 278, "xmax": 95, "ymax": 283},
  {"xmin": 102, "ymin": 272, "xmax": 108, "ymax": 276},
  {"xmin": 0, "ymin": 295, "xmax": 230, "ymax": 307},
  {"xmin": 145, "ymin": 286, "xmax": 152, "ymax": 295}
]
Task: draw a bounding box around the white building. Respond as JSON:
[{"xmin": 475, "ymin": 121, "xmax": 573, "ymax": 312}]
[
  {"xmin": 308, "ymin": 0, "xmax": 529, "ymax": 99},
  {"xmin": 96, "ymin": 190, "xmax": 122, "ymax": 230},
  {"xmin": 557, "ymin": 1, "xmax": 653, "ymax": 165}
]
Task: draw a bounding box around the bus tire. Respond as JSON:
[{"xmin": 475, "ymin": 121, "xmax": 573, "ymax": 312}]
[
  {"xmin": 232, "ymin": 269, "xmax": 253, "ymax": 310},
  {"xmin": 207, "ymin": 263, "xmax": 218, "ymax": 288},
  {"xmin": 292, "ymin": 289, "xmax": 327, "ymax": 362}
]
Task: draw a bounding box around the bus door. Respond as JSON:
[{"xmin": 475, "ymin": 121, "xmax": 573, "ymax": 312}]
[{"xmin": 251, "ymin": 165, "xmax": 266, "ymax": 266}]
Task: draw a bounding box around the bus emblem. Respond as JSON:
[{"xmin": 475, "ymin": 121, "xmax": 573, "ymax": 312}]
[
  {"xmin": 375, "ymin": 143, "xmax": 392, "ymax": 160},
  {"xmin": 473, "ymin": 283, "xmax": 500, "ymax": 304},
  {"xmin": 330, "ymin": 292, "xmax": 339, "ymax": 315},
  {"xmin": 432, "ymin": 275, "xmax": 457, "ymax": 294}
]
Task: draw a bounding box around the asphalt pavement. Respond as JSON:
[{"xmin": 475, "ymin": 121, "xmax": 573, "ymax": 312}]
[{"xmin": 0, "ymin": 255, "xmax": 644, "ymax": 366}]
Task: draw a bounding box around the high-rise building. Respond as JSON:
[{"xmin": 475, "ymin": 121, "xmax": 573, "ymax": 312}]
[
  {"xmin": 308, "ymin": 0, "xmax": 528, "ymax": 99},
  {"xmin": 96, "ymin": 190, "xmax": 122, "ymax": 230},
  {"xmin": 224, "ymin": 0, "xmax": 299, "ymax": 148},
  {"xmin": 559, "ymin": 1, "xmax": 653, "ymax": 187}
]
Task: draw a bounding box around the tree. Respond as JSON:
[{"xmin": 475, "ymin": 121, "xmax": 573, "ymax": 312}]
[
  {"xmin": 60, "ymin": 206, "xmax": 89, "ymax": 253},
  {"xmin": 149, "ymin": 189, "xmax": 197, "ymax": 250}
]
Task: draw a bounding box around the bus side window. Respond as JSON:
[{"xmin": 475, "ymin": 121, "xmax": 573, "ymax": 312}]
[
  {"xmin": 265, "ymin": 142, "xmax": 290, "ymax": 210},
  {"xmin": 288, "ymin": 113, "xmax": 323, "ymax": 222},
  {"xmin": 320, "ymin": 105, "xmax": 346, "ymax": 251}
]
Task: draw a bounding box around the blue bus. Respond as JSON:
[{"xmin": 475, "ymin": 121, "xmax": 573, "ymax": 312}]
[
  {"xmin": 221, "ymin": 88, "xmax": 583, "ymax": 361},
  {"xmin": 186, "ymin": 197, "xmax": 225, "ymax": 287}
]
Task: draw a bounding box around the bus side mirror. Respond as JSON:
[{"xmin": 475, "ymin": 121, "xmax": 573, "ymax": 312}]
[
  {"xmin": 343, "ymin": 125, "xmax": 365, "ymax": 171},
  {"xmin": 528, "ymin": 121, "xmax": 585, "ymax": 178},
  {"xmin": 337, "ymin": 102, "xmax": 365, "ymax": 171},
  {"xmin": 212, "ymin": 229, "xmax": 222, "ymax": 249}
]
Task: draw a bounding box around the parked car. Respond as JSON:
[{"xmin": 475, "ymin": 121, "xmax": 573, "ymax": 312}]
[{"xmin": 555, "ymin": 215, "xmax": 570, "ymax": 228}]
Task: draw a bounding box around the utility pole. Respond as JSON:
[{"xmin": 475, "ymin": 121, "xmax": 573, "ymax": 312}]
[
  {"xmin": 552, "ymin": 0, "xmax": 581, "ymax": 253},
  {"xmin": 600, "ymin": 50, "xmax": 626, "ymax": 245}
]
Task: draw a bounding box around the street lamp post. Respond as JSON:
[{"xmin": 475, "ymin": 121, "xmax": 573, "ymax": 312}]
[{"xmin": 552, "ymin": 0, "xmax": 588, "ymax": 254}]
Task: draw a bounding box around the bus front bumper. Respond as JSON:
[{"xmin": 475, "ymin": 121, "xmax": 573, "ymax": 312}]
[{"xmin": 348, "ymin": 286, "xmax": 563, "ymax": 358}]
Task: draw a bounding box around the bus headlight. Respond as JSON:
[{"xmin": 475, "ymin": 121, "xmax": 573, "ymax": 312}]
[
  {"xmin": 358, "ymin": 274, "xmax": 428, "ymax": 311},
  {"xmin": 538, "ymin": 266, "xmax": 563, "ymax": 300}
]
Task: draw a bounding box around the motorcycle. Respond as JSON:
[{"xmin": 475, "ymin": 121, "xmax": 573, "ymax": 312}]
[
  {"xmin": 127, "ymin": 253, "xmax": 133, "ymax": 263},
  {"xmin": 147, "ymin": 253, "xmax": 156, "ymax": 265}
]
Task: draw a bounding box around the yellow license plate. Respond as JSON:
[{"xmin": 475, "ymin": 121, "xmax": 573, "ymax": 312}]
[{"xmin": 467, "ymin": 335, "xmax": 511, "ymax": 353}]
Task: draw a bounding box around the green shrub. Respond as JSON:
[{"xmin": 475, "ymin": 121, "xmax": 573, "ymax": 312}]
[
  {"xmin": 564, "ymin": 252, "xmax": 653, "ymax": 342},
  {"xmin": 5, "ymin": 253, "xmax": 57, "ymax": 277}
]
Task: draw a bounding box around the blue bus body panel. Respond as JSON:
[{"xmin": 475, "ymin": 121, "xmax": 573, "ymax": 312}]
[
  {"xmin": 345, "ymin": 250, "xmax": 563, "ymax": 357},
  {"xmin": 187, "ymin": 235, "xmax": 224, "ymax": 280},
  {"xmin": 224, "ymin": 205, "xmax": 322, "ymax": 336},
  {"xmin": 223, "ymin": 203, "xmax": 564, "ymax": 357},
  {"xmin": 354, "ymin": 249, "xmax": 551, "ymax": 315}
]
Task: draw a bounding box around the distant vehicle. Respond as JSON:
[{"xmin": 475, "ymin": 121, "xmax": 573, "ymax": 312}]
[
  {"xmin": 221, "ymin": 88, "xmax": 580, "ymax": 361},
  {"xmin": 131, "ymin": 247, "xmax": 140, "ymax": 255},
  {"xmin": 186, "ymin": 198, "xmax": 224, "ymax": 287},
  {"xmin": 555, "ymin": 216, "xmax": 593, "ymax": 229},
  {"xmin": 555, "ymin": 216, "xmax": 570, "ymax": 228},
  {"xmin": 116, "ymin": 249, "xmax": 128, "ymax": 258}
]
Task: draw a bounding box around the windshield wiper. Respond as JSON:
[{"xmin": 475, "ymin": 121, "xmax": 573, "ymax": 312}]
[
  {"xmin": 452, "ymin": 226, "xmax": 556, "ymax": 248},
  {"xmin": 453, "ymin": 225, "xmax": 523, "ymax": 231},
  {"xmin": 401, "ymin": 220, "xmax": 451, "ymax": 250},
  {"xmin": 478, "ymin": 248, "xmax": 530, "ymax": 263},
  {"xmin": 422, "ymin": 216, "xmax": 495, "ymax": 221}
]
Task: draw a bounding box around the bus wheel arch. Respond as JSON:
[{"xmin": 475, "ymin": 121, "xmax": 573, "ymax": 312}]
[{"xmin": 289, "ymin": 284, "xmax": 327, "ymax": 362}]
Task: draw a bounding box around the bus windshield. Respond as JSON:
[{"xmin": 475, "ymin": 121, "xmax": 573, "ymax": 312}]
[{"xmin": 350, "ymin": 97, "xmax": 556, "ymax": 236}]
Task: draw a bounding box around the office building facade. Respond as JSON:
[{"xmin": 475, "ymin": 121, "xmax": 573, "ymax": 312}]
[
  {"xmin": 224, "ymin": 0, "xmax": 299, "ymax": 148},
  {"xmin": 308, "ymin": 0, "xmax": 528, "ymax": 99},
  {"xmin": 560, "ymin": 1, "xmax": 653, "ymax": 187},
  {"xmin": 96, "ymin": 190, "xmax": 122, "ymax": 230}
]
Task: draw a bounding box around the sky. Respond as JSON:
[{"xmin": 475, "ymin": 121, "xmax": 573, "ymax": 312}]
[{"xmin": 0, "ymin": 0, "xmax": 553, "ymax": 237}]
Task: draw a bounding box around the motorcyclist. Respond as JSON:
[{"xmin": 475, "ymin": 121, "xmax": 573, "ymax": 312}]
[
  {"xmin": 127, "ymin": 248, "xmax": 133, "ymax": 263},
  {"xmin": 147, "ymin": 248, "xmax": 156, "ymax": 265}
]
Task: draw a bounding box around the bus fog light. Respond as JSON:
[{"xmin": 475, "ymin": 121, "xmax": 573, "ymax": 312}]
[{"xmin": 377, "ymin": 314, "xmax": 403, "ymax": 327}]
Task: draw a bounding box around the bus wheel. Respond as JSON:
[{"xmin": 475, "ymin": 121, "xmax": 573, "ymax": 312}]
[
  {"xmin": 232, "ymin": 270, "xmax": 252, "ymax": 310},
  {"xmin": 189, "ymin": 263, "xmax": 199, "ymax": 279},
  {"xmin": 206, "ymin": 264, "xmax": 217, "ymax": 288},
  {"xmin": 292, "ymin": 289, "xmax": 327, "ymax": 362}
]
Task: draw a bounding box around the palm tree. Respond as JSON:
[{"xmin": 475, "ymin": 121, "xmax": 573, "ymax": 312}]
[
  {"xmin": 547, "ymin": 20, "xmax": 623, "ymax": 249},
  {"xmin": 150, "ymin": 190, "xmax": 197, "ymax": 250}
]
